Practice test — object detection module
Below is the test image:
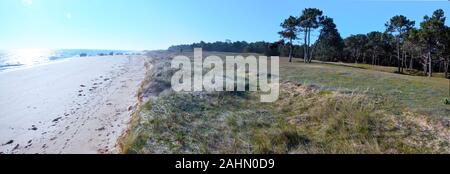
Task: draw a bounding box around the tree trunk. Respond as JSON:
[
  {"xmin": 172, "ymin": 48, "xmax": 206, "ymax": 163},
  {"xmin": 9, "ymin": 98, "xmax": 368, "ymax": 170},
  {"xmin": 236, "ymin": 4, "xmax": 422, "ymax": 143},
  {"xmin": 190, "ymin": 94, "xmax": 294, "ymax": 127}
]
[
  {"xmin": 303, "ymin": 29, "xmax": 308, "ymax": 63},
  {"xmin": 423, "ymin": 57, "xmax": 428, "ymax": 76},
  {"xmin": 402, "ymin": 50, "xmax": 408, "ymax": 72},
  {"xmin": 389, "ymin": 55, "xmax": 392, "ymax": 67},
  {"xmin": 307, "ymin": 28, "xmax": 312, "ymax": 63},
  {"xmin": 444, "ymin": 59, "xmax": 449, "ymax": 79},
  {"xmin": 288, "ymin": 39, "xmax": 293, "ymax": 62},
  {"xmin": 309, "ymin": 43, "xmax": 315, "ymax": 62},
  {"xmin": 397, "ymin": 37, "xmax": 401, "ymax": 73},
  {"xmin": 372, "ymin": 54, "xmax": 375, "ymax": 66},
  {"xmin": 405, "ymin": 52, "xmax": 408, "ymax": 71},
  {"xmin": 409, "ymin": 53, "xmax": 414, "ymax": 70},
  {"xmin": 428, "ymin": 48, "xmax": 432, "ymax": 77},
  {"xmin": 397, "ymin": 39, "xmax": 401, "ymax": 72},
  {"xmin": 439, "ymin": 61, "xmax": 442, "ymax": 73},
  {"xmin": 363, "ymin": 53, "xmax": 366, "ymax": 64}
]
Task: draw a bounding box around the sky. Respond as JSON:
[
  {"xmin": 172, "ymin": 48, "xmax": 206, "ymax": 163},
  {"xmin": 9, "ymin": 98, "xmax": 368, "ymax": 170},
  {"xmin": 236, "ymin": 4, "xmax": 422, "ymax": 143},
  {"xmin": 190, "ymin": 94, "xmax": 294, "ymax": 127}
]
[{"xmin": 0, "ymin": 0, "xmax": 449, "ymax": 50}]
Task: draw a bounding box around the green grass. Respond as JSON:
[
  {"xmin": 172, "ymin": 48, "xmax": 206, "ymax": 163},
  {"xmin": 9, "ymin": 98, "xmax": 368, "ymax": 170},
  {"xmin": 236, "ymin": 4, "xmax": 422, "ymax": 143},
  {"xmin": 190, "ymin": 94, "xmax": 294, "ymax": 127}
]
[
  {"xmin": 282, "ymin": 58, "xmax": 450, "ymax": 117},
  {"xmin": 323, "ymin": 61, "xmax": 448, "ymax": 78}
]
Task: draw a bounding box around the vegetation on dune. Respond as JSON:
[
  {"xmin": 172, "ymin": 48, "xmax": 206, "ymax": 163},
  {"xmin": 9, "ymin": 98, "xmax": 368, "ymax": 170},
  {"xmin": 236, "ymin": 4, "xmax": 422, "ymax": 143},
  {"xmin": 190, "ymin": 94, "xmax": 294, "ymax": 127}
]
[
  {"xmin": 125, "ymin": 79, "xmax": 450, "ymax": 154},
  {"xmin": 122, "ymin": 52, "xmax": 450, "ymax": 154}
]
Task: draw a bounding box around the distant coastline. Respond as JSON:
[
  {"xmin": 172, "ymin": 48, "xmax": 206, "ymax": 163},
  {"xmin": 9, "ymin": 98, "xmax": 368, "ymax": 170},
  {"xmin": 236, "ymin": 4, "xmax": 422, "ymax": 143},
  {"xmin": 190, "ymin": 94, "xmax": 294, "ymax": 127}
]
[{"xmin": 0, "ymin": 49, "xmax": 142, "ymax": 72}]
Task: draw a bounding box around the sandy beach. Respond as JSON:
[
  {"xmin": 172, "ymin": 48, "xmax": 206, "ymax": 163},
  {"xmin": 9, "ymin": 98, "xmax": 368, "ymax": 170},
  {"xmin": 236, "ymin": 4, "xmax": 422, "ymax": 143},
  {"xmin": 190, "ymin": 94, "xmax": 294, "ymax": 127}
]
[{"xmin": 0, "ymin": 55, "xmax": 148, "ymax": 154}]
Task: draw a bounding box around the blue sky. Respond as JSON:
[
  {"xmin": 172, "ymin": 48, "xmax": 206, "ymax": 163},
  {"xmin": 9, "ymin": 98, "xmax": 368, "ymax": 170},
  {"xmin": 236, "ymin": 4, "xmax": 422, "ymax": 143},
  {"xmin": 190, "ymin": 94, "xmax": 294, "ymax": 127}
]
[{"xmin": 0, "ymin": 0, "xmax": 449, "ymax": 50}]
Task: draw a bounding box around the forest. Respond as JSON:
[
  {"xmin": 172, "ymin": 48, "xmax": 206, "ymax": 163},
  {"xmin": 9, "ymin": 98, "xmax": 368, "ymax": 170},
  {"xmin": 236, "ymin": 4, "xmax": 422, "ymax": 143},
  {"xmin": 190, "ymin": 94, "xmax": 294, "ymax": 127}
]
[{"xmin": 168, "ymin": 8, "xmax": 449, "ymax": 78}]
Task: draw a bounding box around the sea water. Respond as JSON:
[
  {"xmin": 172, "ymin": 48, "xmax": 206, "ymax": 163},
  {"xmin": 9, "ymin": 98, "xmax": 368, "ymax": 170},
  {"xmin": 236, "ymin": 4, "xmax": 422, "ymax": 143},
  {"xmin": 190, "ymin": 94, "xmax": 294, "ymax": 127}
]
[{"xmin": 0, "ymin": 49, "xmax": 138, "ymax": 71}]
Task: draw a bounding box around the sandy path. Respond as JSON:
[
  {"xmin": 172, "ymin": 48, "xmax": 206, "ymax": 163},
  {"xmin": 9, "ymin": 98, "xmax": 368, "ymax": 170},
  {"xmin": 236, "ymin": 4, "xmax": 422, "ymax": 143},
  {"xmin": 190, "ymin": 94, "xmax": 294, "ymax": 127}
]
[{"xmin": 0, "ymin": 55, "xmax": 149, "ymax": 154}]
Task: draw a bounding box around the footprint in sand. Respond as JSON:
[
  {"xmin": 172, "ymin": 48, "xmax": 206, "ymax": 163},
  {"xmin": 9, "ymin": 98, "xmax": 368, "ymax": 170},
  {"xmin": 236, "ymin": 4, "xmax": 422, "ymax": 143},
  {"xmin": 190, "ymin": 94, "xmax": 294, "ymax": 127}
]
[
  {"xmin": 29, "ymin": 125, "xmax": 38, "ymax": 131},
  {"xmin": 12, "ymin": 144, "xmax": 19, "ymax": 151},
  {"xmin": 24, "ymin": 140, "xmax": 32, "ymax": 148},
  {"xmin": 53, "ymin": 117, "xmax": 62, "ymax": 122},
  {"xmin": 2, "ymin": 140, "xmax": 14, "ymax": 146}
]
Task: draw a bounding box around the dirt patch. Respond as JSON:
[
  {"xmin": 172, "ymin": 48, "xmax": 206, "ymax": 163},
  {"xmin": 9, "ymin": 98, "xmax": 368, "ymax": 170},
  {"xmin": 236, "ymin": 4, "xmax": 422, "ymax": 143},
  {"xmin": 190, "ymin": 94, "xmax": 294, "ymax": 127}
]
[{"xmin": 281, "ymin": 81, "xmax": 318, "ymax": 96}]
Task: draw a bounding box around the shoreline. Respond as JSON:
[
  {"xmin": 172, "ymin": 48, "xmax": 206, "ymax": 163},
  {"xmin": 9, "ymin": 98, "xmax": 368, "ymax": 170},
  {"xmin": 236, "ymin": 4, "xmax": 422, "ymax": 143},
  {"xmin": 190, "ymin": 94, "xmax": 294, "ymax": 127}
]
[
  {"xmin": 0, "ymin": 55, "xmax": 149, "ymax": 154},
  {"xmin": 117, "ymin": 58, "xmax": 154, "ymax": 154},
  {"xmin": 0, "ymin": 56, "xmax": 80, "ymax": 74}
]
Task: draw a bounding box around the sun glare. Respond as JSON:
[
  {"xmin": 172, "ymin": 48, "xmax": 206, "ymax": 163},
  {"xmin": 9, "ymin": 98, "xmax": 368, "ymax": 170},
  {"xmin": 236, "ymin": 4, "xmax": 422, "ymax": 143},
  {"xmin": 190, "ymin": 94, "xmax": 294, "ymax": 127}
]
[{"xmin": 8, "ymin": 49, "xmax": 54, "ymax": 65}]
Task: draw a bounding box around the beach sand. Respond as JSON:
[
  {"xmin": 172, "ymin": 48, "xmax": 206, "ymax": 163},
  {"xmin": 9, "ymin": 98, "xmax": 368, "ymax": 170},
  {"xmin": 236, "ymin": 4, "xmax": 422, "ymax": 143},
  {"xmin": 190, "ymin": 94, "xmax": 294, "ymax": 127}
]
[{"xmin": 0, "ymin": 55, "xmax": 149, "ymax": 154}]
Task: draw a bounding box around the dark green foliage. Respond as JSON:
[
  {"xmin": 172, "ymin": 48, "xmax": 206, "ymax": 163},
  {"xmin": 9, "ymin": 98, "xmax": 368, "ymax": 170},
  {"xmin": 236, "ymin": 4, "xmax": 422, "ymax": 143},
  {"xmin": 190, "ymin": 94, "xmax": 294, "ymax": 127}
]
[
  {"xmin": 314, "ymin": 16, "xmax": 344, "ymax": 62},
  {"xmin": 344, "ymin": 34, "xmax": 368, "ymax": 63},
  {"xmin": 279, "ymin": 16, "xmax": 299, "ymax": 62},
  {"xmin": 385, "ymin": 15, "xmax": 415, "ymax": 73},
  {"xmin": 168, "ymin": 40, "xmax": 296, "ymax": 57},
  {"xmin": 299, "ymin": 8, "xmax": 324, "ymax": 63}
]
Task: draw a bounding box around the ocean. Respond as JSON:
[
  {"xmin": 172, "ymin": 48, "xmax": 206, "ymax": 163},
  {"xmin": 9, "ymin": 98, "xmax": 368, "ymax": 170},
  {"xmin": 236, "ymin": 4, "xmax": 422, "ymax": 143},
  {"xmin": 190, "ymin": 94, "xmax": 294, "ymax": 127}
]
[{"xmin": 0, "ymin": 49, "xmax": 139, "ymax": 71}]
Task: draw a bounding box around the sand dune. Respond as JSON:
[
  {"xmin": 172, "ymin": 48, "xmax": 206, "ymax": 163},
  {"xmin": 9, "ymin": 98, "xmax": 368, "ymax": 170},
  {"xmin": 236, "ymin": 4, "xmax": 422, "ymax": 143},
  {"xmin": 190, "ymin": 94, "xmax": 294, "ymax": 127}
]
[{"xmin": 0, "ymin": 55, "xmax": 149, "ymax": 154}]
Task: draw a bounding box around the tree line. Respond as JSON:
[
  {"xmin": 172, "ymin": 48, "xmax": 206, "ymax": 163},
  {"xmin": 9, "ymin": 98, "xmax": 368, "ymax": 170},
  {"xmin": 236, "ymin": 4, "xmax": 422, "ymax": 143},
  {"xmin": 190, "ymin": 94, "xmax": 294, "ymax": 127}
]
[{"xmin": 168, "ymin": 8, "xmax": 449, "ymax": 78}]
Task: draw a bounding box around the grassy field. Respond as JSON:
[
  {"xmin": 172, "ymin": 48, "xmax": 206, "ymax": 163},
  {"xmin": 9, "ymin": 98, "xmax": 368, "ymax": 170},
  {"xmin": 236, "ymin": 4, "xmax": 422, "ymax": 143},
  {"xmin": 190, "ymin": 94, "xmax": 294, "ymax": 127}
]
[
  {"xmin": 321, "ymin": 61, "xmax": 448, "ymax": 78},
  {"xmin": 282, "ymin": 58, "xmax": 450, "ymax": 117},
  {"xmin": 122, "ymin": 52, "xmax": 450, "ymax": 154}
]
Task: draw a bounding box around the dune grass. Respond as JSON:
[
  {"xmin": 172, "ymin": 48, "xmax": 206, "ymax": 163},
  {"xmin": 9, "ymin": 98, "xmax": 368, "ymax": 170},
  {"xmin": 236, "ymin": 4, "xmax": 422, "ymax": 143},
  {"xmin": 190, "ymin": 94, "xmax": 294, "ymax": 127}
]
[
  {"xmin": 123, "ymin": 52, "xmax": 450, "ymax": 154},
  {"xmin": 125, "ymin": 82, "xmax": 450, "ymax": 154}
]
